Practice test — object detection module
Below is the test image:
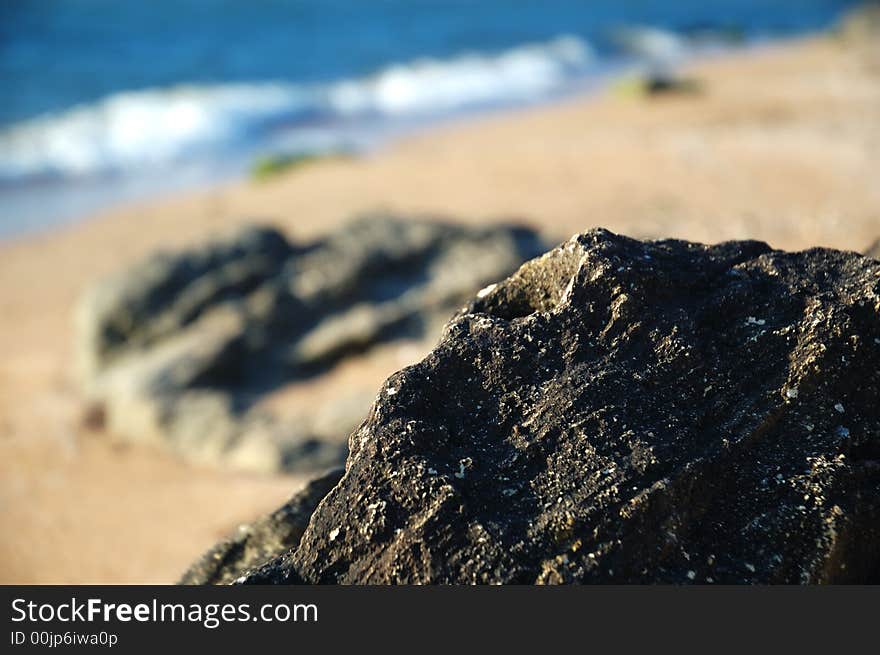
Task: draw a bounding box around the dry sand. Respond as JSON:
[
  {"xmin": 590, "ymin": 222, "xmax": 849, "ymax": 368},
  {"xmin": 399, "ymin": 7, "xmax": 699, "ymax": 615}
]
[{"xmin": 1, "ymin": 35, "xmax": 878, "ymax": 583}]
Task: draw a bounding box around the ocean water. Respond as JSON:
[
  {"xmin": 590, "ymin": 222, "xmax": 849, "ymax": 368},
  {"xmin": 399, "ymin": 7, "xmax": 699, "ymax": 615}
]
[{"xmin": 0, "ymin": 0, "xmax": 861, "ymax": 237}]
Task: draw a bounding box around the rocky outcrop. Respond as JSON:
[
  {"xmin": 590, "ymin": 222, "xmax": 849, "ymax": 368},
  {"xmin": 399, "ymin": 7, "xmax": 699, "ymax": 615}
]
[
  {"xmin": 76, "ymin": 215, "xmax": 545, "ymax": 473},
  {"xmin": 189, "ymin": 228, "xmax": 880, "ymax": 584}
]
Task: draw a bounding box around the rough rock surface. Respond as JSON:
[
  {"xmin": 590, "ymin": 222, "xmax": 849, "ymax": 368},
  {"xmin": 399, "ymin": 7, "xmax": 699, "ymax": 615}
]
[
  {"xmin": 76, "ymin": 215, "xmax": 545, "ymax": 473},
  {"xmin": 179, "ymin": 468, "xmax": 343, "ymax": 584},
  {"xmin": 200, "ymin": 228, "xmax": 880, "ymax": 584}
]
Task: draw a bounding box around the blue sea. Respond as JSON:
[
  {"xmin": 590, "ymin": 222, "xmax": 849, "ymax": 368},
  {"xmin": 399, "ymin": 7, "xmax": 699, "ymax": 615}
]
[{"xmin": 0, "ymin": 0, "xmax": 861, "ymax": 237}]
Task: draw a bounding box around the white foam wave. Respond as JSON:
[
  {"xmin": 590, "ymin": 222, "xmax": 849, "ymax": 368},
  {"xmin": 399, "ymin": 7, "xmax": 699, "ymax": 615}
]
[{"xmin": 0, "ymin": 35, "xmax": 592, "ymax": 180}]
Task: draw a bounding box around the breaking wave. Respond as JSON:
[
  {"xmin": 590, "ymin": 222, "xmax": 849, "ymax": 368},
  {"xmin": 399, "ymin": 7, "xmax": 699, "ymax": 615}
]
[{"xmin": 0, "ymin": 35, "xmax": 593, "ymax": 181}]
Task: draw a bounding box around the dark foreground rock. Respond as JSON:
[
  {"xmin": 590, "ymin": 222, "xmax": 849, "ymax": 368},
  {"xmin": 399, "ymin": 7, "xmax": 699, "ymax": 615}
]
[
  {"xmin": 187, "ymin": 228, "xmax": 880, "ymax": 584},
  {"xmin": 76, "ymin": 215, "xmax": 544, "ymax": 473}
]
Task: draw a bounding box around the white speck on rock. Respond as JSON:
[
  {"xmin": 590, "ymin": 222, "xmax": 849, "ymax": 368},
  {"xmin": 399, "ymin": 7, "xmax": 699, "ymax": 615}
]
[
  {"xmin": 786, "ymin": 387, "xmax": 799, "ymax": 399},
  {"xmin": 834, "ymin": 403, "xmax": 845, "ymax": 413},
  {"xmin": 746, "ymin": 316, "xmax": 766, "ymax": 326},
  {"xmin": 386, "ymin": 386, "xmax": 398, "ymax": 396},
  {"xmin": 329, "ymin": 527, "xmax": 341, "ymax": 542},
  {"xmin": 476, "ymin": 283, "xmax": 497, "ymax": 299},
  {"xmin": 687, "ymin": 570, "xmax": 696, "ymax": 580},
  {"xmin": 745, "ymin": 563, "xmax": 756, "ymax": 573}
]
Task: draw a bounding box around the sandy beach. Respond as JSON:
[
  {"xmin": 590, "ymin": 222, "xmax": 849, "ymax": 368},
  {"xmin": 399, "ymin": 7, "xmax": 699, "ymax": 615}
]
[{"xmin": 1, "ymin": 34, "xmax": 878, "ymax": 584}]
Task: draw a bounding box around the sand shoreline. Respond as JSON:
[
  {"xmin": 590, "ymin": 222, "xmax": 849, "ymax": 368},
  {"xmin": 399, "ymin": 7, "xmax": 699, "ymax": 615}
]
[{"xmin": 1, "ymin": 34, "xmax": 878, "ymax": 583}]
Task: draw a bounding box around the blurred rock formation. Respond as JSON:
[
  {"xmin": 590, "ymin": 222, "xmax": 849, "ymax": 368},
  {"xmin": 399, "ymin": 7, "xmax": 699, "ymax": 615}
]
[{"xmin": 76, "ymin": 215, "xmax": 545, "ymax": 473}]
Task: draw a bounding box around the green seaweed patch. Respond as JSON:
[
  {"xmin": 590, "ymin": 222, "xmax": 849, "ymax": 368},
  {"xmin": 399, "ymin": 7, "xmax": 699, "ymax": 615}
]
[
  {"xmin": 250, "ymin": 151, "xmax": 352, "ymax": 182},
  {"xmin": 610, "ymin": 75, "xmax": 703, "ymax": 99}
]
